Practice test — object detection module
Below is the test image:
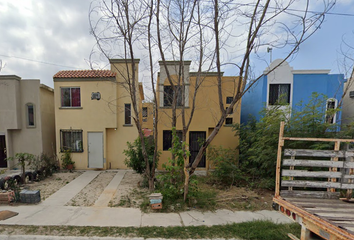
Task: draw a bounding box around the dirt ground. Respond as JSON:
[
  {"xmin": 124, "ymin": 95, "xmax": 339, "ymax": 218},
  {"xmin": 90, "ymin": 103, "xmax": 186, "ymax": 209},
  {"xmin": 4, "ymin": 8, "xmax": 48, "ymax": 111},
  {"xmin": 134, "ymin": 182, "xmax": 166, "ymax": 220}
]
[
  {"xmin": 26, "ymin": 171, "xmax": 82, "ymax": 201},
  {"xmin": 66, "ymin": 171, "xmax": 117, "ymax": 207},
  {"xmin": 109, "ymin": 171, "xmax": 148, "ymax": 208},
  {"xmin": 18, "ymin": 170, "xmax": 273, "ymax": 211}
]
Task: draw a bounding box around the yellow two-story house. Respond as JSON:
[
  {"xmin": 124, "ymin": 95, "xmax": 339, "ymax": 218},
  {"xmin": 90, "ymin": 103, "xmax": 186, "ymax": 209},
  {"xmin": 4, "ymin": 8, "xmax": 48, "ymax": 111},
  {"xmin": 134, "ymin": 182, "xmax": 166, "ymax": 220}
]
[
  {"xmin": 156, "ymin": 61, "xmax": 240, "ymax": 169},
  {"xmin": 54, "ymin": 59, "xmax": 142, "ymax": 169}
]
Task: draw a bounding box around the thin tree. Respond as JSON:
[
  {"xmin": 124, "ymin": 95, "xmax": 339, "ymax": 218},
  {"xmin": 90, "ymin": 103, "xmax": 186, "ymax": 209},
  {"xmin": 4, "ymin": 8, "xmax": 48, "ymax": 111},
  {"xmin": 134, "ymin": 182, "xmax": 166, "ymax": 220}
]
[{"xmin": 89, "ymin": 0, "xmax": 158, "ymax": 190}]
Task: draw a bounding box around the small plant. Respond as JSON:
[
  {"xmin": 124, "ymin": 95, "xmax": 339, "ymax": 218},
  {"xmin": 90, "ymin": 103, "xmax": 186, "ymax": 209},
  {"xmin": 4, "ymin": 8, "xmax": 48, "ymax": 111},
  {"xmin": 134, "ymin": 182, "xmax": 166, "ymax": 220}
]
[
  {"xmin": 61, "ymin": 150, "xmax": 75, "ymax": 170},
  {"xmin": 124, "ymin": 136, "xmax": 159, "ymax": 175},
  {"xmin": 6, "ymin": 153, "xmax": 36, "ymax": 184},
  {"xmin": 208, "ymin": 145, "xmax": 244, "ymax": 187}
]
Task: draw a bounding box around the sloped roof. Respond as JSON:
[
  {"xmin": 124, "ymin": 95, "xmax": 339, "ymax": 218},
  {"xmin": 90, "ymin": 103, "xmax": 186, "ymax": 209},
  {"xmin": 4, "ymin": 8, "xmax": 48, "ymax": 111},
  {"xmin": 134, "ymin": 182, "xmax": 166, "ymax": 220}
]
[{"xmin": 53, "ymin": 70, "xmax": 116, "ymax": 78}]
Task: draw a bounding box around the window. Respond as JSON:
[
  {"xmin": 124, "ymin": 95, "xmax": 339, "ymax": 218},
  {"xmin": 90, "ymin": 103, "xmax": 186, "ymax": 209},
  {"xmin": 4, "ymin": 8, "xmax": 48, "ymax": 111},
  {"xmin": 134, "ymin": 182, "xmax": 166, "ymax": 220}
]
[
  {"xmin": 125, "ymin": 103, "xmax": 131, "ymax": 125},
  {"xmin": 326, "ymin": 98, "xmax": 337, "ymax": 124},
  {"xmin": 268, "ymin": 84, "xmax": 290, "ymax": 105},
  {"xmin": 142, "ymin": 107, "xmax": 148, "ymax": 118},
  {"xmin": 60, "ymin": 130, "xmax": 83, "ymax": 152},
  {"xmin": 226, "ymin": 97, "xmax": 233, "ymax": 104},
  {"xmin": 26, "ymin": 103, "xmax": 35, "ymax": 127},
  {"xmin": 226, "ymin": 107, "xmax": 233, "ymax": 114},
  {"xmin": 61, "ymin": 87, "xmax": 81, "ymax": 107},
  {"xmin": 225, "ymin": 118, "xmax": 233, "ymax": 125},
  {"xmin": 163, "ymin": 130, "xmax": 182, "ymax": 151},
  {"xmin": 163, "ymin": 86, "xmax": 183, "ymax": 107}
]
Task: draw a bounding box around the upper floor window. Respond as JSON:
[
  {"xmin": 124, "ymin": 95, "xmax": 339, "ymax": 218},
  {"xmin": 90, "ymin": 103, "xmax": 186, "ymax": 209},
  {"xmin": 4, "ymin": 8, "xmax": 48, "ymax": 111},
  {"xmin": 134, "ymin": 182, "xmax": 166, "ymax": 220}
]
[
  {"xmin": 61, "ymin": 87, "xmax": 81, "ymax": 107},
  {"xmin": 26, "ymin": 103, "xmax": 35, "ymax": 127},
  {"xmin": 163, "ymin": 86, "xmax": 183, "ymax": 107},
  {"xmin": 125, "ymin": 103, "xmax": 131, "ymax": 125},
  {"xmin": 60, "ymin": 129, "xmax": 83, "ymax": 152},
  {"xmin": 226, "ymin": 96, "xmax": 233, "ymax": 104},
  {"xmin": 269, "ymin": 84, "xmax": 290, "ymax": 105},
  {"xmin": 142, "ymin": 107, "xmax": 148, "ymax": 118},
  {"xmin": 326, "ymin": 98, "xmax": 337, "ymax": 124}
]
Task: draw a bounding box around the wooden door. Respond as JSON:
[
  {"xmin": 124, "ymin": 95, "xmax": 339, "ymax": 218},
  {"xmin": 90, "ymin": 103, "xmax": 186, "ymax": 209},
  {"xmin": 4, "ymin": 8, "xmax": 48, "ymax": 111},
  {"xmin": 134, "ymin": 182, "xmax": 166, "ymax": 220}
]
[
  {"xmin": 189, "ymin": 131, "xmax": 206, "ymax": 168},
  {"xmin": 0, "ymin": 136, "xmax": 7, "ymax": 168}
]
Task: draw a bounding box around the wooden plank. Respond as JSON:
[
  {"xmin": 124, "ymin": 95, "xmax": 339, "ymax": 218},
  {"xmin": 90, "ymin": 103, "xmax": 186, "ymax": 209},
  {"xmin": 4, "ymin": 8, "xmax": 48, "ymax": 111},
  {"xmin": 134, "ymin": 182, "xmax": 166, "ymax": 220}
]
[
  {"xmin": 284, "ymin": 149, "xmax": 348, "ymax": 158},
  {"xmin": 344, "ymin": 162, "xmax": 354, "ymax": 168},
  {"xmin": 283, "ymin": 159, "xmax": 344, "ymax": 168},
  {"xmin": 343, "ymin": 174, "xmax": 354, "ymax": 179},
  {"xmin": 275, "ymin": 121, "xmax": 285, "ymax": 197},
  {"xmin": 282, "ymin": 170, "xmax": 342, "ymax": 178},
  {"xmin": 282, "ymin": 180, "xmax": 341, "ymax": 188},
  {"xmin": 282, "ymin": 137, "xmax": 354, "ymax": 144},
  {"xmin": 280, "ymin": 190, "xmax": 340, "ymax": 199},
  {"xmin": 341, "ymin": 183, "xmax": 354, "ymax": 189}
]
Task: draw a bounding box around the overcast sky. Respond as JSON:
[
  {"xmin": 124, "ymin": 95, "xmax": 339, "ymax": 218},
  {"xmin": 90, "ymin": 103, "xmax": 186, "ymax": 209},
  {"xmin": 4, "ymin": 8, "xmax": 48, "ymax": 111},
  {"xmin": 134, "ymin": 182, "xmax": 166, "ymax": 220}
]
[{"xmin": 0, "ymin": 0, "xmax": 353, "ymax": 90}]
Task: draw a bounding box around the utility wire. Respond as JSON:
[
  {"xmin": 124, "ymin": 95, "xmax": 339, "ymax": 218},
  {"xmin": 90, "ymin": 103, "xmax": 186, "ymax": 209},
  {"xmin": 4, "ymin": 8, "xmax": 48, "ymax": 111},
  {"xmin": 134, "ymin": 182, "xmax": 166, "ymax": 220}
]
[{"xmin": 0, "ymin": 53, "xmax": 83, "ymax": 69}]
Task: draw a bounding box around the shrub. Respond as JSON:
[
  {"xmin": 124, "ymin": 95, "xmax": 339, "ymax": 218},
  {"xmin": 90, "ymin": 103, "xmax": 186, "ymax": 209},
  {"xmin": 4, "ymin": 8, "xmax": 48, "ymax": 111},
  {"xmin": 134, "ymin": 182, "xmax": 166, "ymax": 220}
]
[
  {"xmin": 124, "ymin": 136, "xmax": 159, "ymax": 175},
  {"xmin": 208, "ymin": 145, "xmax": 243, "ymax": 186}
]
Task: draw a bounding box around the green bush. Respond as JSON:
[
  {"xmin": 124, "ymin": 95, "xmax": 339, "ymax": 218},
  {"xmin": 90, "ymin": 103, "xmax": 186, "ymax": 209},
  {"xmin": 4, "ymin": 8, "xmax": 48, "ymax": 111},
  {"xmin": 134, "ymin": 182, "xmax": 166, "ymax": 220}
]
[
  {"xmin": 235, "ymin": 92, "xmax": 346, "ymax": 189},
  {"xmin": 208, "ymin": 145, "xmax": 243, "ymax": 186},
  {"xmin": 124, "ymin": 136, "xmax": 159, "ymax": 175}
]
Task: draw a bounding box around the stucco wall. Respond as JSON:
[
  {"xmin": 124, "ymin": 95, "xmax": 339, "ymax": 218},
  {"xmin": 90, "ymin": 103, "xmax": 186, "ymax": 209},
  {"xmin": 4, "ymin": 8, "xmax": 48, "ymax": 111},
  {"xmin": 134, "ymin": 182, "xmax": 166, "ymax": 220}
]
[
  {"xmin": 54, "ymin": 79, "xmax": 117, "ymax": 170},
  {"xmin": 11, "ymin": 80, "xmax": 43, "ymax": 157},
  {"xmin": 156, "ymin": 70, "xmax": 241, "ymax": 169},
  {"xmin": 0, "ymin": 76, "xmax": 22, "ymax": 131},
  {"xmin": 40, "ymin": 86, "xmax": 56, "ymax": 156},
  {"xmin": 241, "ymin": 59, "xmax": 345, "ymax": 125}
]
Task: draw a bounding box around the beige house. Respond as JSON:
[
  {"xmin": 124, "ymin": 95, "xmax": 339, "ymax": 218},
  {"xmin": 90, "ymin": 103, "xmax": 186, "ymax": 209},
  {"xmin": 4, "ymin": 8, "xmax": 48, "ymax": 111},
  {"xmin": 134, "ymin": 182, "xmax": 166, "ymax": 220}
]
[
  {"xmin": 156, "ymin": 61, "xmax": 240, "ymax": 169},
  {"xmin": 0, "ymin": 75, "xmax": 55, "ymax": 169},
  {"xmin": 53, "ymin": 59, "xmax": 142, "ymax": 170}
]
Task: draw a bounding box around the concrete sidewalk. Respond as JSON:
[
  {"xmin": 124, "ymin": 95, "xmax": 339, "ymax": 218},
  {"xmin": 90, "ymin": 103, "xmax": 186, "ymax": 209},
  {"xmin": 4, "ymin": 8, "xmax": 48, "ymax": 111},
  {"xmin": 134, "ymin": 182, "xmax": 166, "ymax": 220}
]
[
  {"xmin": 0, "ymin": 170, "xmax": 292, "ymax": 227},
  {"xmin": 0, "ymin": 204, "xmax": 291, "ymax": 227}
]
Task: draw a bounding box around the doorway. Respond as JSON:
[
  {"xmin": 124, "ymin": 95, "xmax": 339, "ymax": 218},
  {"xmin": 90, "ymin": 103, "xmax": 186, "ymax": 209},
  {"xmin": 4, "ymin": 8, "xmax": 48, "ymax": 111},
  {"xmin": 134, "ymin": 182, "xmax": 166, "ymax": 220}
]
[
  {"xmin": 88, "ymin": 132, "xmax": 104, "ymax": 168},
  {"xmin": 189, "ymin": 131, "xmax": 206, "ymax": 168},
  {"xmin": 0, "ymin": 135, "xmax": 7, "ymax": 168}
]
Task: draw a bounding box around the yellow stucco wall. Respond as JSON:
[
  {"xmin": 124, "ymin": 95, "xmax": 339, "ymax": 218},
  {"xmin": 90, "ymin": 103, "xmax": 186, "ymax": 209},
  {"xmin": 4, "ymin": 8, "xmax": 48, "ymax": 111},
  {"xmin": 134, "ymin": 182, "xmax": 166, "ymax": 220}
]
[
  {"xmin": 156, "ymin": 71, "xmax": 241, "ymax": 169},
  {"xmin": 54, "ymin": 59, "xmax": 141, "ymax": 170},
  {"xmin": 54, "ymin": 79, "xmax": 118, "ymax": 169},
  {"xmin": 40, "ymin": 85, "xmax": 56, "ymax": 156}
]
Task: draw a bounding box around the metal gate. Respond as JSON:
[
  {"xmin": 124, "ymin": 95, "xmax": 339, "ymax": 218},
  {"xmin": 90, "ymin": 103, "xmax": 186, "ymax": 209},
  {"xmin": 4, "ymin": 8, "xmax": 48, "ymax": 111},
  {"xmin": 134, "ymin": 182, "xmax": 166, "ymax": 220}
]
[{"xmin": 189, "ymin": 131, "xmax": 206, "ymax": 168}]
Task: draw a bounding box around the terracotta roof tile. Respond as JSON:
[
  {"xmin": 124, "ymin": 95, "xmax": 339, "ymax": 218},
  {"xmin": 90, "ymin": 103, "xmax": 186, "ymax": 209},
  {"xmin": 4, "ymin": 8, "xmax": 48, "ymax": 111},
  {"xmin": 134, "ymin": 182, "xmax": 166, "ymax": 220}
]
[{"xmin": 53, "ymin": 70, "xmax": 116, "ymax": 78}]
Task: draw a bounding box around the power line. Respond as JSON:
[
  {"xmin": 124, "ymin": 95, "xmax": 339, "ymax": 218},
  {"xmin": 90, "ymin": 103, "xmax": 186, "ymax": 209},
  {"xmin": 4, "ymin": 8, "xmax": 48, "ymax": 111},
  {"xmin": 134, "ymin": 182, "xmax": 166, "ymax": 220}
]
[{"xmin": 0, "ymin": 53, "xmax": 83, "ymax": 69}]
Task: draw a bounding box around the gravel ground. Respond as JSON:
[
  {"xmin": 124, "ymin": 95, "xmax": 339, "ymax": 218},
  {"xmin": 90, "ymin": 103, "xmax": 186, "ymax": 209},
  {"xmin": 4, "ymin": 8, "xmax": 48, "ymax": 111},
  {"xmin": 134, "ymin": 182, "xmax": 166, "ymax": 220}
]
[{"xmin": 66, "ymin": 171, "xmax": 117, "ymax": 207}]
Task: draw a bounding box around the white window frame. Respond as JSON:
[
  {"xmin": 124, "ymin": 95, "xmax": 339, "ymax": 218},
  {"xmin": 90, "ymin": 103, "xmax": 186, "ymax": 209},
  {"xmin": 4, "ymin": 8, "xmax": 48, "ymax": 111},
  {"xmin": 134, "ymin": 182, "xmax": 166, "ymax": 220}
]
[{"xmin": 325, "ymin": 98, "xmax": 337, "ymax": 124}]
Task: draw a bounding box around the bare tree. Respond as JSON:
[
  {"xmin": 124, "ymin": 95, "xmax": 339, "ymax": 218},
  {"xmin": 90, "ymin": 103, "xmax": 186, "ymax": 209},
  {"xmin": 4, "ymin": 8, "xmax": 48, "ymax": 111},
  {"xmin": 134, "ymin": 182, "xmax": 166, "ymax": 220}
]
[
  {"xmin": 90, "ymin": 0, "xmax": 336, "ymax": 198},
  {"xmin": 89, "ymin": 0, "xmax": 158, "ymax": 190}
]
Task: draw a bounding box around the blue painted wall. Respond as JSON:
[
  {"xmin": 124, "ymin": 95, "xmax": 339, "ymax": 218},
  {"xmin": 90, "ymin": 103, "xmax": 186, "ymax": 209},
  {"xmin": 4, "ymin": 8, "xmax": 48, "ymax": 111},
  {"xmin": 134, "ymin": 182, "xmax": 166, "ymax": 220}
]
[
  {"xmin": 240, "ymin": 75, "xmax": 267, "ymax": 124},
  {"xmin": 241, "ymin": 73, "xmax": 346, "ymax": 125}
]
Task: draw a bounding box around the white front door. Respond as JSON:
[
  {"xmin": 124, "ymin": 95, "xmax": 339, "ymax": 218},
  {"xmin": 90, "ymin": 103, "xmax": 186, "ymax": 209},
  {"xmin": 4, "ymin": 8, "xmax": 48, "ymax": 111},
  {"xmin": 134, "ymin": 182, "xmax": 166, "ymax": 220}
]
[{"xmin": 88, "ymin": 132, "xmax": 104, "ymax": 168}]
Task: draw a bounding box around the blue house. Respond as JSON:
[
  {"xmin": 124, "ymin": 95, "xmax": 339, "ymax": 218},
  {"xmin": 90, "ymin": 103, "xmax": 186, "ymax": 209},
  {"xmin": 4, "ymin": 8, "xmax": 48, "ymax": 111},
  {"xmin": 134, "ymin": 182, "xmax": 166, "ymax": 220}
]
[{"xmin": 241, "ymin": 59, "xmax": 346, "ymax": 125}]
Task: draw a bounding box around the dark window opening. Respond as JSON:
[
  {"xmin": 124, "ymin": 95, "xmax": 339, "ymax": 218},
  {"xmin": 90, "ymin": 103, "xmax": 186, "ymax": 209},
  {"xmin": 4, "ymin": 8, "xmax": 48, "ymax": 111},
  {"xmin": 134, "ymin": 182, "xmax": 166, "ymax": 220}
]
[
  {"xmin": 125, "ymin": 104, "xmax": 131, "ymax": 125},
  {"xmin": 60, "ymin": 130, "xmax": 83, "ymax": 152},
  {"xmin": 226, "ymin": 107, "xmax": 233, "ymax": 114},
  {"xmin": 226, "ymin": 96, "xmax": 233, "ymax": 104},
  {"xmin": 27, "ymin": 104, "xmax": 35, "ymax": 127},
  {"xmin": 268, "ymin": 84, "xmax": 290, "ymax": 105},
  {"xmin": 163, "ymin": 130, "xmax": 182, "ymax": 151},
  {"xmin": 225, "ymin": 118, "xmax": 233, "ymax": 125},
  {"xmin": 163, "ymin": 86, "xmax": 183, "ymax": 107},
  {"xmin": 142, "ymin": 107, "xmax": 148, "ymax": 118}
]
